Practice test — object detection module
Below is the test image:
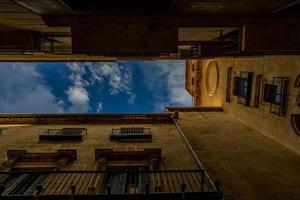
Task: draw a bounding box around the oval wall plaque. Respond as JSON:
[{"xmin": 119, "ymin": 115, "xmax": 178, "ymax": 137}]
[{"xmin": 205, "ymin": 60, "xmax": 219, "ymax": 96}]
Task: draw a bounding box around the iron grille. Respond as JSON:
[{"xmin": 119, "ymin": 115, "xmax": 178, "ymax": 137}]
[
  {"xmin": 39, "ymin": 128, "xmax": 87, "ymax": 141},
  {"xmin": 110, "ymin": 128, "xmax": 152, "ymax": 141},
  {"xmin": 269, "ymin": 77, "xmax": 289, "ymax": 116},
  {"xmin": 236, "ymin": 72, "xmax": 253, "ymax": 106}
]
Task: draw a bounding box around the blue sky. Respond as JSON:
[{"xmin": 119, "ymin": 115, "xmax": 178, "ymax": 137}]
[{"xmin": 0, "ymin": 61, "xmax": 192, "ymax": 113}]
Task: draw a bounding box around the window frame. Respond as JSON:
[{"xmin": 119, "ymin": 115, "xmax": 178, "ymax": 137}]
[
  {"xmin": 235, "ymin": 71, "xmax": 253, "ymax": 106},
  {"xmin": 268, "ymin": 77, "xmax": 289, "ymax": 116}
]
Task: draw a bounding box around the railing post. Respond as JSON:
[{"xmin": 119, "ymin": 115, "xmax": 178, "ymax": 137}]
[
  {"xmin": 0, "ymin": 184, "xmax": 4, "ymax": 195},
  {"xmin": 181, "ymin": 183, "xmax": 186, "ymax": 200},
  {"xmin": 71, "ymin": 185, "xmax": 76, "ymax": 195},
  {"xmin": 107, "ymin": 185, "xmax": 111, "ymax": 195},
  {"xmin": 145, "ymin": 183, "xmax": 150, "ymax": 194},
  {"xmin": 181, "ymin": 183, "xmax": 186, "ymax": 193},
  {"xmin": 200, "ymin": 170, "xmax": 205, "ymax": 192},
  {"xmin": 215, "ymin": 181, "xmax": 223, "ymax": 199},
  {"xmin": 35, "ymin": 184, "xmax": 43, "ymax": 195}
]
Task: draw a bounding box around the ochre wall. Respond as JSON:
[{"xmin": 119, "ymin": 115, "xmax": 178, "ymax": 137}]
[
  {"xmin": 199, "ymin": 56, "xmax": 300, "ymax": 154},
  {"xmin": 185, "ymin": 59, "xmax": 202, "ymax": 107},
  {"xmin": 200, "ymin": 59, "xmax": 225, "ymax": 107},
  {"xmin": 0, "ymin": 123, "xmax": 198, "ymax": 170}
]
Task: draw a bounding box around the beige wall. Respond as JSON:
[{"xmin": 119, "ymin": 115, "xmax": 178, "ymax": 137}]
[
  {"xmin": 0, "ymin": 123, "xmax": 198, "ymax": 170},
  {"xmin": 199, "ymin": 55, "xmax": 300, "ymax": 154},
  {"xmin": 200, "ymin": 59, "xmax": 226, "ymax": 107}
]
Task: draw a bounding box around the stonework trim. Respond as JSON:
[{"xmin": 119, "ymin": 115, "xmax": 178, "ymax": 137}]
[
  {"xmin": 165, "ymin": 107, "xmax": 223, "ymax": 112},
  {"xmin": 95, "ymin": 148, "xmax": 162, "ymax": 169},
  {"xmin": 0, "ymin": 114, "xmax": 173, "ymax": 125},
  {"xmin": 205, "ymin": 60, "xmax": 219, "ymax": 97}
]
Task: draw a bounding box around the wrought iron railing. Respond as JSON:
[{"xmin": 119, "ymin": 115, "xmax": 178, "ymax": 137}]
[
  {"xmin": 0, "ymin": 170, "xmax": 221, "ymax": 198},
  {"xmin": 39, "ymin": 128, "xmax": 87, "ymax": 141},
  {"xmin": 110, "ymin": 128, "xmax": 152, "ymax": 141}
]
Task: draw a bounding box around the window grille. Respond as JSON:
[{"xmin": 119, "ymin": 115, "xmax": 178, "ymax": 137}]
[
  {"xmin": 110, "ymin": 127, "xmax": 152, "ymax": 141},
  {"xmin": 233, "ymin": 72, "xmax": 253, "ymax": 106},
  {"xmin": 39, "ymin": 128, "xmax": 87, "ymax": 141},
  {"xmin": 264, "ymin": 77, "xmax": 289, "ymax": 116}
]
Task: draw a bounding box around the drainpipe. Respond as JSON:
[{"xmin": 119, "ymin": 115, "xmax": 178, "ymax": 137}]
[{"xmin": 172, "ymin": 117, "xmax": 220, "ymax": 194}]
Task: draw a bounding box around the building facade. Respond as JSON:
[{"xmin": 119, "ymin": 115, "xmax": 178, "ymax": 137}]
[
  {"xmin": 0, "ymin": 114, "xmax": 221, "ymax": 199},
  {"xmin": 185, "ymin": 56, "xmax": 300, "ymax": 155}
]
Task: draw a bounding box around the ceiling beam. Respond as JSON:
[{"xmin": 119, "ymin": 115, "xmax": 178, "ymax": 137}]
[{"xmin": 42, "ymin": 14, "xmax": 300, "ymax": 28}]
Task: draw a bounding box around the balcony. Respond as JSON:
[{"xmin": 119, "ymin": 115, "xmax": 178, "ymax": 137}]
[
  {"xmin": 110, "ymin": 128, "xmax": 152, "ymax": 141},
  {"xmin": 0, "ymin": 170, "xmax": 222, "ymax": 200},
  {"xmin": 39, "ymin": 128, "xmax": 87, "ymax": 141}
]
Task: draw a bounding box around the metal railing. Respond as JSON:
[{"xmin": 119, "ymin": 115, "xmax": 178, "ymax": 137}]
[
  {"xmin": 111, "ymin": 128, "xmax": 151, "ymax": 135},
  {"xmin": 110, "ymin": 128, "xmax": 152, "ymax": 141},
  {"xmin": 0, "ymin": 170, "xmax": 219, "ymax": 197},
  {"xmin": 39, "ymin": 128, "xmax": 87, "ymax": 141},
  {"xmin": 46, "ymin": 128, "xmax": 87, "ymax": 136}
]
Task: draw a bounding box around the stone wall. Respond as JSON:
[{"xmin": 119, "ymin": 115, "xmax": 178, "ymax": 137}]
[
  {"xmin": 0, "ymin": 123, "xmax": 198, "ymax": 170},
  {"xmin": 198, "ymin": 55, "xmax": 300, "ymax": 154}
]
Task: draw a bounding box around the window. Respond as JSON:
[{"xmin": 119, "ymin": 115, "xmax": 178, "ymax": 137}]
[
  {"xmin": 102, "ymin": 167, "xmax": 150, "ymax": 194},
  {"xmin": 233, "ymin": 72, "xmax": 253, "ymax": 106},
  {"xmin": 264, "ymin": 77, "xmax": 289, "ymax": 116},
  {"xmin": 0, "ymin": 150, "xmax": 77, "ymax": 196},
  {"xmin": 264, "ymin": 84, "xmax": 279, "ymax": 104},
  {"xmin": 110, "ymin": 127, "xmax": 152, "ymax": 141},
  {"xmin": 1, "ymin": 173, "xmax": 48, "ymax": 196},
  {"xmin": 39, "ymin": 128, "xmax": 87, "ymax": 141}
]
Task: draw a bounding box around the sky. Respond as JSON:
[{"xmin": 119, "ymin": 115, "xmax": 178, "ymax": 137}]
[{"xmin": 0, "ymin": 61, "xmax": 192, "ymax": 113}]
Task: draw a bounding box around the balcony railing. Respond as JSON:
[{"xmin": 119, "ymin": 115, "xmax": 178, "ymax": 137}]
[
  {"xmin": 39, "ymin": 128, "xmax": 87, "ymax": 141},
  {"xmin": 110, "ymin": 128, "xmax": 152, "ymax": 141},
  {"xmin": 0, "ymin": 170, "xmax": 221, "ymax": 199}
]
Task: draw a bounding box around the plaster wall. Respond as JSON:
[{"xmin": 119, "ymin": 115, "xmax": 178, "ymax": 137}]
[
  {"xmin": 0, "ymin": 123, "xmax": 197, "ymax": 170},
  {"xmin": 199, "ymin": 55, "xmax": 300, "ymax": 154}
]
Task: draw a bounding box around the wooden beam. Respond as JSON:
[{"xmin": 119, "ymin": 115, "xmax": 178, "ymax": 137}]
[
  {"xmin": 42, "ymin": 14, "xmax": 300, "ymax": 28},
  {"xmin": 242, "ymin": 23, "xmax": 300, "ymax": 52},
  {"xmin": 71, "ymin": 21, "xmax": 178, "ymax": 53}
]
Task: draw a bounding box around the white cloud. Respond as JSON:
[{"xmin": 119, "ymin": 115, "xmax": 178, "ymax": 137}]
[
  {"xmin": 96, "ymin": 102, "xmax": 103, "ymax": 113},
  {"xmin": 66, "ymin": 86, "xmax": 90, "ymax": 112},
  {"xmin": 66, "ymin": 62, "xmax": 136, "ymax": 113},
  {"xmin": 0, "ymin": 63, "xmax": 64, "ymax": 113},
  {"xmin": 66, "ymin": 62, "xmax": 91, "ymax": 112},
  {"xmin": 139, "ymin": 61, "xmax": 192, "ymax": 111},
  {"xmin": 88, "ymin": 62, "xmax": 135, "ymax": 104}
]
